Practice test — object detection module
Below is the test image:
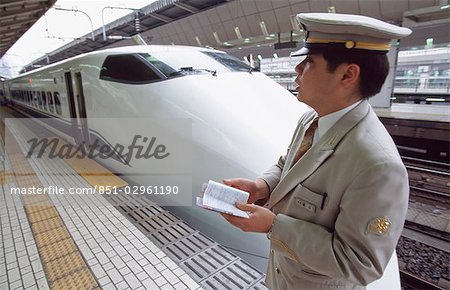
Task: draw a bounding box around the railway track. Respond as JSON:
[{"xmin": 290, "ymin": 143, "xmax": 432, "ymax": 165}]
[
  {"xmin": 404, "ymin": 157, "xmax": 450, "ymax": 206},
  {"xmin": 399, "ymin": 156, "xmax": 450, "ymax": 289},
  {"xmin": 404, "ymin": 220, "xmax": 450, "ymax": 242},
  {"xmin": 400, "ymin": 270, "xmax": 445, "ymax": 290},
  {"xmin": 402, "ymin": 156, "xmax": 450, "ymax": 173},
  {"xmin": 403, "ymin": 156, "xmax": 449, "ymax": 241},
  {"xmin": 397, "ymin": 236, "xmax": 450, "ymax": 289}
]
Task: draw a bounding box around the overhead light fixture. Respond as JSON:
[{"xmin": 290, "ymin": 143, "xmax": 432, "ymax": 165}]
[
  {"xmin": 244, "ymin": 38, "xmax": 251, "ymax": 43},
  {"xmin": 259, "ymin": 21, "xmax": 269, "ymax": 36},
  {"xmin": 213, "ymin": 32, "xmax": 221, "ymax": 45},
  {"xmin": 234, "ymin": 27, "xmax": 243, "ymax": 40},
  {"xmin": 426, "ymin": 98, "xmax": 445, "ymax": 102},
  {"xmin": 195, "ymin": 36, "xmax": 202, "ymax": 47},
  {"xmin": 440, "ymin": 0, "xmax": 450, "ymax": 9}
]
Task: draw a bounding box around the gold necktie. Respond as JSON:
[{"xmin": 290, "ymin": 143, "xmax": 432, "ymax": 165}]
[{"xmin": 293, "ymin": 117, "xmax": 319, "ymax": 165}]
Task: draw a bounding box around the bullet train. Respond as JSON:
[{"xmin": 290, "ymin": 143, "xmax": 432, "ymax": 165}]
[{"xmin": 1, "ymin": 45, "xmax": 309, "ymax": 270}]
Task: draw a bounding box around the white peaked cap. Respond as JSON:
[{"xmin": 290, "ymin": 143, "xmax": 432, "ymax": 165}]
[{"xmin": 291, "ymin": 13, "xmax": 412, "ymax": 56}]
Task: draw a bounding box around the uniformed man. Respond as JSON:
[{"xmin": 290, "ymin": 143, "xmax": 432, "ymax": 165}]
[{"xmin": 222, "ymin": 13, "xmax": 411, "ymax": 290}]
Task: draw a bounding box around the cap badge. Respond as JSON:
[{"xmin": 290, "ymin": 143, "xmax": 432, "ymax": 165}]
[
  {"xmin": 366, "ymin": 217, "xmax": 391, "ymax": 236},
  {"xmin": 345, "ymin": 40, "xmax": 356, "ymax": 49}
]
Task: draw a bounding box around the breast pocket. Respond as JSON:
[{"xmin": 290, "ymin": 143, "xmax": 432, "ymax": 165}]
[{"xmin": 292, "ymin": 185, "xmax": 327, "ymax": 214}]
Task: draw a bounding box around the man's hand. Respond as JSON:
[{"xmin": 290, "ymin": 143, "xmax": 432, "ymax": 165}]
[
  {"xmin": 221, "ymin": 203, "xmax": 275, "ymax": 233},
  {"xmin": 223, "ymin": 178, "xmax": 270, "ymax": 204}
]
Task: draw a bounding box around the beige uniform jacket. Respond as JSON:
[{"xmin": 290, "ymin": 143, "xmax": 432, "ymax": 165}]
[{"xmin": 261, "ymin": 100, "xmax": 409, "ymax": 289}]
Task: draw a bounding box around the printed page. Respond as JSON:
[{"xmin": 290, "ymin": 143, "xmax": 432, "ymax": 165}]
[{"xmin": 199, "ymin": 180, "xmax": 249, "ymax": 218}]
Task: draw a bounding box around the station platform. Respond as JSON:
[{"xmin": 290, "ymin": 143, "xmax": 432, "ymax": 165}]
[
  {"xmin": 0, "ymin": 106, "xmax": 266, "ymax": 290},
  {"xmin": 374, "ymin": 103, "xmax": 450, "ymax": 123},
  {"xmin": 405, "ymin": 201, "xmax": 450, "ymax": 251}
]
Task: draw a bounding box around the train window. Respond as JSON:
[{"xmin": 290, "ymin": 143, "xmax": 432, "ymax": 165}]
[
  {"xmin": 27, "ymin": 91, "xmax": 32, "ymax": 105},
  {"xmin": 33, "ymin": 91, "xmax": 38, "ymax": 107},
  {"xmin": 41, "ymin": 91, "xmax": 47, "ymax": 111},
  {"xmin": 139, "ymin": 54, "xmax": 182, "ymax": 78},
  {"xmin": 100, "ymin": 54, "xmax": 163, "ymax": 84},
  {"xmin": 202, "ymin": 52, "xmax": 256, "ymax": 72},
  {"xmin": 47, "ymin": 92, "xmax": 54, "ymax": 113},
  {"xmin": 37, "ymin": 91, "xmax": 43, "ymax": 109},
  {"xmin": 54, "ymin": 92, "xmax": 62, "ymax": 115}
]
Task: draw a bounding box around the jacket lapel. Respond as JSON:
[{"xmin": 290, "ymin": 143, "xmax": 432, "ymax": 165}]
[
  {"xmin": 268, "ymin": 100, "xmax": 371, "ymax": 209},
  {"xmin": 281, "ymin": 112, "xmax": 317, "ymax": 179}
]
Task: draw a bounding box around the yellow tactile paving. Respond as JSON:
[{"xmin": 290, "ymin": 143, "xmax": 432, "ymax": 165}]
[
  {"xmin": 1, "ymin": 119, "xmax": 99, "ymax": 290},
  {"xmin": 0, "ymin": 171, "xmax": 13, "ymax": 184},
  {"xmin": 39, "ymin": 239, "xmax": 78, "ymax": 264},
  {"xmin": 52, "ymin": 138, "xmax": 128, "ymax": 188},
  {"xmin": 51, "ymin": 268, "xmax": 99, "ymax": 290},
  {"xmin": 44, "ymin": 252, "xmax": 87, "ymax": 282},
  {"xmin": 27, "ymin": 203, "xmax": 56, "ymax": 214},
  {"xmin": 28, "ymin": 206, "xmax": 60, "ymax": 223},
  {"xmin": 32, "ymin": 216, "xmax": 65, "ymax": 234},
  {"xmin": 34, "ymin": 227, "xmax": 72, "ymax": 248},
  {"xmin": 21, "ymin": 194, "xmax": 52, "ymax": 206}
]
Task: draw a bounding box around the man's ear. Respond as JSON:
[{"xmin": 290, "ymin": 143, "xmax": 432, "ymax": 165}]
[{"xmin": 341, "ymin": 63, "xmax": 360, "ymax": 88}]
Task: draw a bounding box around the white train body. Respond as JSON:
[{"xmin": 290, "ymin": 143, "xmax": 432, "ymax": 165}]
[{"xmin": 3, "ymin": 45, "xmax": 309, "ymax": 270}]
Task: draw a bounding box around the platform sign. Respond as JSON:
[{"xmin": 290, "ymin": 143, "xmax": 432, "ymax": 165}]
[{"xmin": 369, "ymin": 41, "xmax": 399, "ymax": 108}]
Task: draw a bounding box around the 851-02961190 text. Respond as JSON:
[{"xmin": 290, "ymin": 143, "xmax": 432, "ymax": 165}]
[{"xmin": 97, "ymin": 185, "xmax": 179, "ymax": 195}]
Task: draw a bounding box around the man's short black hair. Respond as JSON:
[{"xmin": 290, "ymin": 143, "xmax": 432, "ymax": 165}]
[{"xmin": 321, "ymin": 49, "xmax": 389, "ymax": 98}]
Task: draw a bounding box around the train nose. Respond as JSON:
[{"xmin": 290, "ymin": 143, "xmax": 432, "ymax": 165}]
[{"xmin": 192, "ymin": 72, "xmax": 309, "ymax": 172}]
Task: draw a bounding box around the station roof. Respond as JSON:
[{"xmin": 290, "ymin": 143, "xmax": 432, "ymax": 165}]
[
  {"xmin": 0, "ymin": 0, "xmax": 57, "ymax": 58},
  {"xmin": 21, "ymin": 0, "xmax": 231, "ymax": 71},
  {"xmin": 13, "ymin": 0, "xmax": 450, "ymax": 73}
]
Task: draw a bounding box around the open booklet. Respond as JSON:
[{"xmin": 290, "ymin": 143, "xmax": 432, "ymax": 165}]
[{"xmin": 196, "ymin": 180, "xmax": 250, "ymax": 218}]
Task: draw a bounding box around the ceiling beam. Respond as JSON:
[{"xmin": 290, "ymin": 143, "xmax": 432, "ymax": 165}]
[
  {"xmin": 173, "ymin": 2, "xmax": 199, "ymax": 13},
  {"xmin": 148, "ymin": 12, "xmax": 172, "ymax": 23},
  {"xmin": 0, "ymin": 17, "xmax": 38, "ymax": 29},
  {"xmin": 0, "ymin": 5, "xmax": 44, "ymax": 18}
]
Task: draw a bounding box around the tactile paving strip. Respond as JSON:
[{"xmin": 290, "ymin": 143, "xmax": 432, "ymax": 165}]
[
  {"xmin": 201, "ymin": 259, "xmax": 265, "ymax": 290},
  {"xmin": 106, "ymin": 193, "xmax": 267, "ymax": 290},
  {"xmin": 165, "ymin": 232, "xmax": 216, "ymax": 263},
  {"xmin": 1, "ymin": 121, "xmax": 100, "ymax": 289}
]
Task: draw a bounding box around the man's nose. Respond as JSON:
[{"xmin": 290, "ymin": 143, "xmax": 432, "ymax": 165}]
[{"xmin": 295, "ymin": 63, "xmax": 304, "ymax": 75}]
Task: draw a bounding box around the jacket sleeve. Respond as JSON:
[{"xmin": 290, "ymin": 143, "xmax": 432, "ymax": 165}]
[
  {"xmin": 269, "ymin": 160, "xmax": 409, "ymax": 285},
  {"xmin": 259, "ymin": 155, "xmax": 285, "ymax": 192}
]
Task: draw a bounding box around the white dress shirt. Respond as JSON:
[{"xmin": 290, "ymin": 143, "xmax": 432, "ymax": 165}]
[{"xmin": 312, "ymin": 100, "xmax": 362, "ymax": 146}]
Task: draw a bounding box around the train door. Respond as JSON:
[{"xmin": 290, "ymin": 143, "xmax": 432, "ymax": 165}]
[
  {"xmin": 74, "ymin": 72, "xmax": 90, "ymax": 147},
  {"xmin": 64, "ymin": 72, "xmax": 82, "ymax": 145}
]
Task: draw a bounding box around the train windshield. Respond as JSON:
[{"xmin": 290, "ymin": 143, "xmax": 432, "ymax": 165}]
[
  {"xmin": 149, "ymin": 50, "xmax": 254, "ymax": 74},
  {"xmin": 202, "ymin": 52, "xmax": 255, "ymax": 72},
  {"xmin": 139, "ymin": 54, "xmax": 182, "ymax": 77}
]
